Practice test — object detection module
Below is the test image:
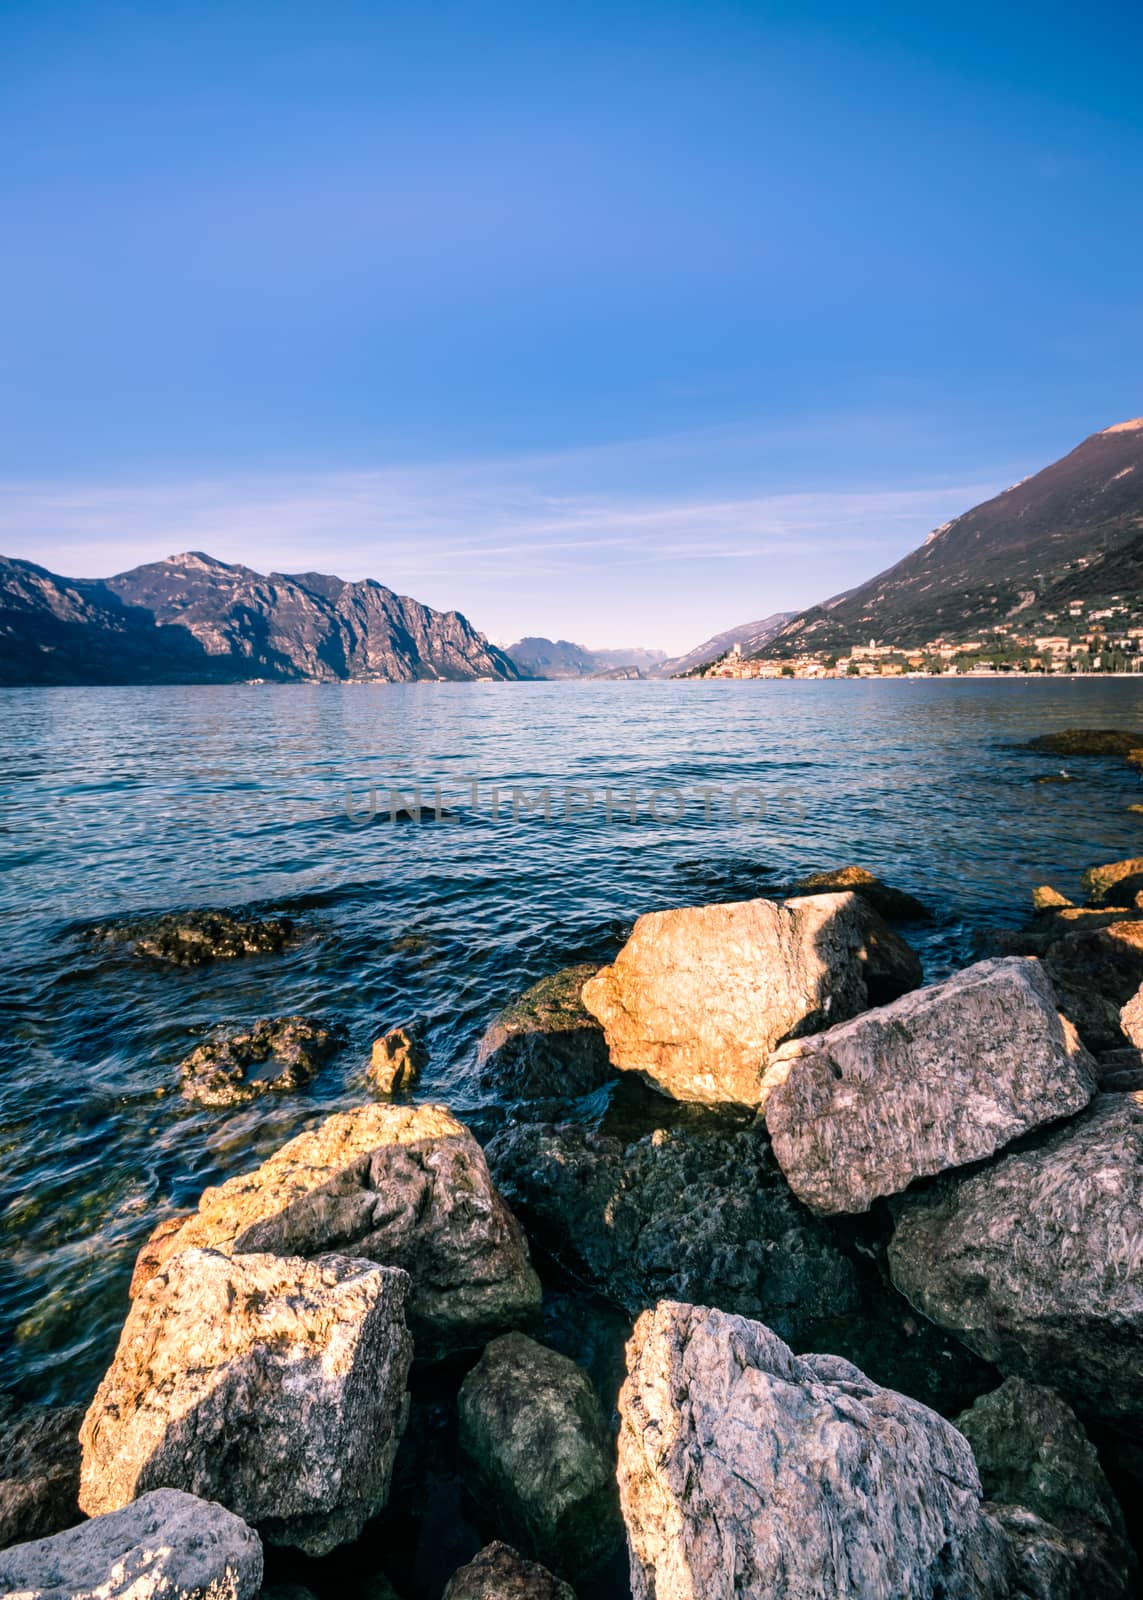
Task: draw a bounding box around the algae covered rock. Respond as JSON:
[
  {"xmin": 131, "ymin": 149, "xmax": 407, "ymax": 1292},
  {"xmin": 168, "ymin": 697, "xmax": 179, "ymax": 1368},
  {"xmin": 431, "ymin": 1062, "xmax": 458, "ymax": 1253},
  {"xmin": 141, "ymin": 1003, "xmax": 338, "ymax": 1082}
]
[
  {"xmin": 889, "ymin": 1095, "xmax": 1143, "ymax": 1429},
  {"xmin": 760, "ymin": 957, "xmax": 1096, "ymax": 1214},
  {"xmin": 91, "ymin": 908, "xmax": 296, "ymax": 965},
  {"xmin": 442, "ymin": 1542, "xmax": 576, "ymax": 1600},
  {"xmin": 179, "ymin": 1015, "xmax": 340, "ymax": 1108},
  {"xmin": 80, "ymin": 1248, "xmax": 413, "ymax": 1555},
  {"xmin": 618, "ymin": 1301, "xmax": 1017, "ymax": 1600},
  {"xmin": 476, "ymin": 965, "xmax": 614, "ymax": 1101},
  {"xmin": 0, "ymin": 1487, "xmax": 263, "ymax": 1599},
  {"xmin": 581, "ymin": 892, "xmax": 920, "ymax": 1105},
  {"xmin": 1023, "ymin": 730, "xmax": 1143, "ymax": 758},
  {"xmin": 458, "ymin": 1333, "xmax": 620, "ymax": 1578},
  {"xmin": 0, "ymin": 1396, "xmax": 83, "ymax": 1550},
  {"xmin": 487, "ymin": 1119, "xmax": 859, "ymax": 1345},
  {"xmin": 131, "ymin": 1104, "xmax": 542, "ymax": 1356},
  {"xmin": 956, "ymin": 1378, "xmax": 1131, "ymax": 1596}
]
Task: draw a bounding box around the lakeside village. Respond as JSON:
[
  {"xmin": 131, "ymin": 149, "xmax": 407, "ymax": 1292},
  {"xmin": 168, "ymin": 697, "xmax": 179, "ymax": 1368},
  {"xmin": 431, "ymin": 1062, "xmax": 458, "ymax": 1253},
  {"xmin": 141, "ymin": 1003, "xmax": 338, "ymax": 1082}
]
[{"xmin": 699, "ymin": 596, "xmax": 1143, "ymax": 678}]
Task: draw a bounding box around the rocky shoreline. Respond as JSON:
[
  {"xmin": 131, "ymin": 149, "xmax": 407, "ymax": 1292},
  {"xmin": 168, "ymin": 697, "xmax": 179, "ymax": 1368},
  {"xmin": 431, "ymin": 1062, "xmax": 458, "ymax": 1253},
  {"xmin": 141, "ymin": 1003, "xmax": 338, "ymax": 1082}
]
[{"xmin": 4, "ymin": 834, "xmax": 1143, "ymax": 1596}]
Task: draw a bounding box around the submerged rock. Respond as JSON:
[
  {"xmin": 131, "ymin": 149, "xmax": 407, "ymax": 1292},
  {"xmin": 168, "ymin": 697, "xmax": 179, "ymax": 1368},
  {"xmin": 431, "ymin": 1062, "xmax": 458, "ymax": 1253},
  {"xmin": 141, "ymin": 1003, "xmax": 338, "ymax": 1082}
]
[
  {"xmin": 617, "ymin": 1301, "xmax": 1036, "ymax": 1600},
  {"xmin": 475, "ymin": 966, "xmax": 614, "ymax": 1101},
  {"xmin": 760, "ymin": 957, "xmax": 1096, "ymax": 1214},
  {"xmin": 457, "ymin": 1333, "xmax": 620, "ymax": 1578},
  {"xmin": 581, "ymin": 892, "xmax": 921, "ymax": 1104},
  {"xmin": 368, "ymin": 1024, "xmax": 427, "ymax": 1095},
  {"xmin": 1023, "ymin": 729, "xmax": 1143, "ymax": 757},
  {"xmin": 442, "ymin": 1542, "xmax": 576, "ymax": 1600},
  {"xmin": 889, "ymin": 1095, "xmax": 1143, "ymax": 1429},
  {"xmin": 0, "ymin": 1487, "xmax": 263, "ymax": 1599},
  {"xmin": 487, "ymin": 1119, "xmax": 859, "ymax": 1345},
  {"xmin": 91, "ymin": 908, "xmax": 296, "ymax": 965},
  {"xmin": 955, "ymin": 1378, "xmax": 1132, "ymax": 1596},
  {"xmin": 789, "ymin": 864, "xmax": 931, "ymax": 921},
  {"xmin": 179, "ymin": 1015, "xmax": 341, "ymax": 1108},
  {"xmin": 0, "ymin": 1396, "xmax": 83, "ymax": 1550},
  {"xmin": 80, "ymin": 1248, "xmax": 412, "ymax": 1556},
  {"xmin": 131, "ymin": 1104, "xmax": 542, "ymax": 1357},
  {"xmin": 1082, "ymin": 856, "xmax": 1143, "ymax": 907}
]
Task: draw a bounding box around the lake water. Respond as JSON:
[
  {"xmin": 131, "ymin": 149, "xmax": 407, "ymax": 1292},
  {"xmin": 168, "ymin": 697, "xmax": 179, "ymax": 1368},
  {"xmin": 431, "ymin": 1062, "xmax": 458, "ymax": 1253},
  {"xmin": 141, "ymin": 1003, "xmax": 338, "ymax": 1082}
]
[{"xmin": 3, "ymin": 676, "xmax": 1143, "ymax": 1409}]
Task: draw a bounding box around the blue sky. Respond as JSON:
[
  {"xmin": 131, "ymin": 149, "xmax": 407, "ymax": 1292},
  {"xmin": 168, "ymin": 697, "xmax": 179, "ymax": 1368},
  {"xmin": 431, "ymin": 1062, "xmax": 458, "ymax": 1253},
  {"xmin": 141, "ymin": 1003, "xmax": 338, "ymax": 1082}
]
[{"xmin": 1, "ymin": 1, "xmax": 1140, "ymax": 652}]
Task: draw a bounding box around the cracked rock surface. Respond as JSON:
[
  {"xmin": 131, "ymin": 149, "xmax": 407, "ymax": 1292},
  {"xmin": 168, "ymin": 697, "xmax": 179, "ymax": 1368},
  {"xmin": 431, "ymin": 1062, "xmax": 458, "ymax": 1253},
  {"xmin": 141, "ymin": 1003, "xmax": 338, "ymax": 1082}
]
[
  {"xmin": 79, "ymin": 1248, "xmax": 413, "ymax": 1555},
  {"xmin": 0, "ymin": 1486, "xmax": 263, "ymax": 1599},
  {"xmin": 131, "ymin": 1103, "xmax": 542, "ymax": 1357},
  {"xmin": 889, "ymin": 1094, "xmax": 1143, "ymax": 1429},
  {"xmin": 760, "ymin": 957, "xmax": 1096, "ymax": 1214}
]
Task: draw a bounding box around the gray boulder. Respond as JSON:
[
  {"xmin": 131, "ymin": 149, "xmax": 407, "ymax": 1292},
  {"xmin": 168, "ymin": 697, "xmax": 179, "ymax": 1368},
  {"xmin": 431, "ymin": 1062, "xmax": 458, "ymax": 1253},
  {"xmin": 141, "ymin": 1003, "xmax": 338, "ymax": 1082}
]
[
  {"xmin": 618, "ymin": 1300, "xmax": 1043, "ymax": 1600},
  {"xmin": 788, "ymin": 864, "xmax": 931, "ymax": 921},
  {"xmin": 442, "ymin": 1542, "xmax": 576, "ymax": 1600},
  {"xmin": 0, "ymin": 1397, "xmax": 83, "ymax": 1550},
  {"xmin": 0, "ymin": 1487, "xmax": 262, "ymax": 1598},
  {"xmin": 457, "ymin": 1334, "xmax": 620, "ymax": 1577},
  {"xmin": 80, "ymin": 1249, "xmax": 412, "ymax": 1556},
  {"xmin": 130, "ymin": 1104, "xmax": 542, "ymax": 1358},
  {"xmin": 889, "ymin": 1095, "xmax": 1143, "ymax": 1429},
  {"xmin": 956, "ymin": 1379, "xmax": 1132, "ymax": 1597},
  {"xmin": 760, "ymin": 957, "xmax": 1096, "ymax": 1214},
  {"xmin": 581, "ymin": 891, "xmax": 921, "ymax": 1104},
  {"xmin": 476, "ymin": 966, "xmax": 614, "ymax": 1101}
]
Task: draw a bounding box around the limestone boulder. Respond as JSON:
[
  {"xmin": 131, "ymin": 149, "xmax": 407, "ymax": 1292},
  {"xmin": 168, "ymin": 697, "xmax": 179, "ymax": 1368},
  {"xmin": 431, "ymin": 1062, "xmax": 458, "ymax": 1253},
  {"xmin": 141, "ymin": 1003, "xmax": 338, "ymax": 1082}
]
[
  {"xmin": 0, "ymin": 1487, "xmax": 262, "ymax": 1599},
  {"xmin": 889, "ymin": 1095, "xmax": 1143, "ymax": 1429},
  {"xmin": 1083, "ymin": 856, "xmax": 1143, "ymax": 907},
  {"xmin": 457, "ymin": 1334, "xmax": 620, "ymax": 1577},
  {"xmin": 759, "ymin": 957, "xmax": 1096, "ymax": 1214},
  {"xmin": 80, "ymin": 1248, "xmax": 413, "ymax": 1556},
  {"xmin": 442, "ymin": 1542, "xmax": 576, "ymax": 1600},
  {"xmin": 368, "ymin": 1025, "xmax": 426, "ymax": 1095},
  {"xmin": 789, "ymin": 864, "xmax": 931, "ymax": 921},
  {"xmin": 956, "ymin": 1379, "xmax": 1132, "ymax": 1597},
  {"xmin": 130, "ymin": 1104, "xmax": 542, "ymax": 1357},
  {"xmin": 475, "ymin": 966, "xmax": 614, "ymax": 1101},
  {"xmin": 1043, "ymin": 919, "xmax": 1143, "ymax": 1051},
  {"xmin": 581, "ymin": 892, "xmax": 921, "ymax": 1104},
  {"xmin": 618, "ymin": 1301, "xmax": 1024, "ymax": 1600},
  {"xmin": 0, "ymin": 1398, "xmax": 83, "ymax": 1551}
]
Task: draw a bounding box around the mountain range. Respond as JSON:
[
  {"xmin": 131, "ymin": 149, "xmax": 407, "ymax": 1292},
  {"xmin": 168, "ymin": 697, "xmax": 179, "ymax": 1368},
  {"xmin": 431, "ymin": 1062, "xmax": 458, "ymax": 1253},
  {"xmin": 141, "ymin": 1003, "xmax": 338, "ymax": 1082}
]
[
  {"xmin": 504, "ymin": 637, "xmax": 667, "ymax": 679},
  {"xmin": 0, "ymin": 552, "xmax": 520, "ymax": 684},
  {"xmin": 5, "ymin": 418, "xmax": 1141, "ymax": 684}
]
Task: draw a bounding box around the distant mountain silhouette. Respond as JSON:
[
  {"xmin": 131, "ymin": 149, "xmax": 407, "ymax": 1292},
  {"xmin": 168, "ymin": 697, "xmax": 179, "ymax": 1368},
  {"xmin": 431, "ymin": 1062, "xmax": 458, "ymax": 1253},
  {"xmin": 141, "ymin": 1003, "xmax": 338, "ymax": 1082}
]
[
  {"xmin": 0, "ymin": 551, "xmax": 521, "ymax": 684},
  {"xmin": 505, "ymin": 636, "xmax": 667, "ymax": 679},
  {"xmin": 656, "ymin": 613, "xmax": 794, "ymax": 677}
]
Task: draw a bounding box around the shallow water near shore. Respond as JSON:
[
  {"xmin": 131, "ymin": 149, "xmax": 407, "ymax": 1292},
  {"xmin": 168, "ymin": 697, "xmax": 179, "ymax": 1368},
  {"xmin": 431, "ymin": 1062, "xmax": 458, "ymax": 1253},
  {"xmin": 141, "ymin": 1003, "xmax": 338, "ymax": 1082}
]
[{"xmin": 2, "ymin": 675, "xmax": 1142, "ymax": 1417}]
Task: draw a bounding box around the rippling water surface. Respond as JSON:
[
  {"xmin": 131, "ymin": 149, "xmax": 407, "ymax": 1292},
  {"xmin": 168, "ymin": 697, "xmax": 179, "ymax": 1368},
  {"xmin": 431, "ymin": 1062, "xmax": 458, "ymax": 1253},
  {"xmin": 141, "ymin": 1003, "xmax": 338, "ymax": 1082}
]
[{"xmin": 2, "ymin": 677, "xmax": 1142, "ymax": 1406}]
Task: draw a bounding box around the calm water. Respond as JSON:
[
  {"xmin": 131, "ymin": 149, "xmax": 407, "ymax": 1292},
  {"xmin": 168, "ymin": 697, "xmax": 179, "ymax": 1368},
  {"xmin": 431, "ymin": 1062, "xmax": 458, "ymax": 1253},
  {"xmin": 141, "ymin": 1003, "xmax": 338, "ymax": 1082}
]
[{"xmin": 2, "ymin": 677, "xmax": 1142, "ymax": 1406}]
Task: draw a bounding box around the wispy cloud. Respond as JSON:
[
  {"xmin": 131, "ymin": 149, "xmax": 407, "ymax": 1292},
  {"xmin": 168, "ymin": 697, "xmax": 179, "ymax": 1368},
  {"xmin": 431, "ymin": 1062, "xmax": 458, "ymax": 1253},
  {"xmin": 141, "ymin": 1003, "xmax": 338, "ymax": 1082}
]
[{"xmin": 0, "ymin": 431, "xmax": 1003, "ymax": 652}]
